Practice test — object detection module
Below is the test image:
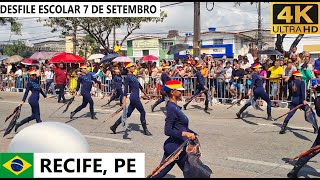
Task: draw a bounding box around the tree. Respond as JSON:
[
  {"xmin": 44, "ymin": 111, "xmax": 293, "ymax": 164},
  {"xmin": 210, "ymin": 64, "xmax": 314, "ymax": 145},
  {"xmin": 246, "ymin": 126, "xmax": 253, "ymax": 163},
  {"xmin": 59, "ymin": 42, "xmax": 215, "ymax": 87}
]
[
  {"xmin": 41, "ymin": 13, "xmax": 167, "ymax": 53},
  {"xmin": 77, "ymin": 36, "xmax": 100, "ymax": 59},
  {"xmin": 0, "ymin": 18, "xmax": 22, "ymax": 35},
  {"xmin": 3, "ymin": 40, "xmax": 29, "ymax": 56},
  {"xmin": 234, "ymin": 2, "xmax": 304, "ymax": 55}
]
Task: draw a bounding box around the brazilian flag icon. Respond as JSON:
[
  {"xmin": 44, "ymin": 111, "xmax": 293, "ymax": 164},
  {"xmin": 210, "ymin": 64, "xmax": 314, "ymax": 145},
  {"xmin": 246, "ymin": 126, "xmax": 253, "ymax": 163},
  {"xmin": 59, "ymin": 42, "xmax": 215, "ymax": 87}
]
[{"xmin": 0, "ymin": 153, "xmax": 33, "ymax": 178}]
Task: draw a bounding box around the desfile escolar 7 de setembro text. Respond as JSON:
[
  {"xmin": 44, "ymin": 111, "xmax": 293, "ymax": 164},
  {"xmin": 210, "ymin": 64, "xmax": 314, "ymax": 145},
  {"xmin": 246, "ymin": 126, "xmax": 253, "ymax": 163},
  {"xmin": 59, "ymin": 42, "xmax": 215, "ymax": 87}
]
[{"xmin": 0, "ymin": 4, "xmax": 157, "ymax": 14}]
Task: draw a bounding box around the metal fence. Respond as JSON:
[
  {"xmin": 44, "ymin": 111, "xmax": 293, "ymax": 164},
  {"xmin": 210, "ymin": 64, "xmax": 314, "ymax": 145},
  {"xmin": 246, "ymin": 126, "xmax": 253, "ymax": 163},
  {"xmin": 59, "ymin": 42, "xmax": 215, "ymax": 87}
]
[{"xmin": 1, "ymin": 73, "xmax": 318, "ymax": 108}]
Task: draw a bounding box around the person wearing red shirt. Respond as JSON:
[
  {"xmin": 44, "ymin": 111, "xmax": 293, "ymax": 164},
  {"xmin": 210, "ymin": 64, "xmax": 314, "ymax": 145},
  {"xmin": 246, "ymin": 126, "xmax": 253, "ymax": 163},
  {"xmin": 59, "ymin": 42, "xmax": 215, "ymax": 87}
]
[{"xmin": 54, "ymin": 63, "xmax": 67, "ymax": 103}]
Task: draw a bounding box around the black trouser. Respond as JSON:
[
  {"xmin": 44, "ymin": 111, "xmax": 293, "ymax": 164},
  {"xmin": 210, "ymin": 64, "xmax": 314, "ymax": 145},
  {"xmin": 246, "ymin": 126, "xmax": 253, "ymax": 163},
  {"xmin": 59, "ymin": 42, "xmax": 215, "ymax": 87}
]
[{"xmin": 56, "ymin": 84, "xmax": 66, "ymax": 102}]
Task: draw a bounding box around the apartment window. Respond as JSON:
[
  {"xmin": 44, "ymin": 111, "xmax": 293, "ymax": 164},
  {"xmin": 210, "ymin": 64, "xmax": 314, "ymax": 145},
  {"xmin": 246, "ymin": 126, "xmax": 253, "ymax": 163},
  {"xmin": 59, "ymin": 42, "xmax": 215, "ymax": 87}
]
[
  {"xmin": 213, "ymin": 39, "xmax": 223, "ymax": 45},
  {"xmin": 162, "ymin": 42, "xmax": 174, "ymax": 50},
  {"xmin": 143, "ymin": 50, "xmax": 149, "ymax": 56}
]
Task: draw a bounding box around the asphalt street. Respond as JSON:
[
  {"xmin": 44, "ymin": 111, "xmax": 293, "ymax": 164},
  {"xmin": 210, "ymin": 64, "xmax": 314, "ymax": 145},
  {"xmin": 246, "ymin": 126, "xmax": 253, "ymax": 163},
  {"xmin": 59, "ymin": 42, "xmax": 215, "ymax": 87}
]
[{"xmin": 0, "ymin": 91, "xmax": 319, "ymax": 178}]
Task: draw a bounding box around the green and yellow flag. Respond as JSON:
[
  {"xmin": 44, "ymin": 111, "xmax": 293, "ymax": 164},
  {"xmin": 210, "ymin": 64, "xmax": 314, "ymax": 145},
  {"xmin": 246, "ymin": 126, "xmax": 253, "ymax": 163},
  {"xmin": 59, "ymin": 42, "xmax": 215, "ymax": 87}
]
[{"xmin": 0, "ymin": 153, "xmax": 33, "ymax": 178}]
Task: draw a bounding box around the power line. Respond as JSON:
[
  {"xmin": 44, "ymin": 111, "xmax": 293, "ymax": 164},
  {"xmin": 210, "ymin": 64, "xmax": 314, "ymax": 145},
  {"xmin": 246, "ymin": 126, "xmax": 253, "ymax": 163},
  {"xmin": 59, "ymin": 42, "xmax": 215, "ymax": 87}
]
[{"xmin": 160, "ymin": 2, "xmax": 185, "ymax": 8}]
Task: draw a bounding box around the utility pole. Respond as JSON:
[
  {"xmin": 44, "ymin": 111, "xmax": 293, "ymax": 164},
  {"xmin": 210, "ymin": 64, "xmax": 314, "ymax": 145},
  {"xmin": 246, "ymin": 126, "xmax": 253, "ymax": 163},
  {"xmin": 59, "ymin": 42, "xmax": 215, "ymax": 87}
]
[
  {"xmin": 113, "ymin": 26, "xmax": 116, "ymax": 48},
  {"xmin": 193, "ymin": 2, "xmax": 201, "ymax": 60},
  {"xmin": 258, "ymin": 2, "xmax": 262, "ymax": 51},
  {"xmin": 72, "ymin": 23, "xmax": 77, "ymax": 54}
]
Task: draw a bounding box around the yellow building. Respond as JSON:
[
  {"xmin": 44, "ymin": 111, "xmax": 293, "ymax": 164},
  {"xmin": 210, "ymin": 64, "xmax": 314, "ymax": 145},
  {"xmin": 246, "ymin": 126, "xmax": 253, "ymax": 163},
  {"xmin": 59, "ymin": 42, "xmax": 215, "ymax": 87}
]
[
  {"xmin": 303, "ymin": 44, "xmax": 320, "ymax": 60},
  {"xmin": 65, "ymin": 35, "xmax": 93, "ymax": 59}
]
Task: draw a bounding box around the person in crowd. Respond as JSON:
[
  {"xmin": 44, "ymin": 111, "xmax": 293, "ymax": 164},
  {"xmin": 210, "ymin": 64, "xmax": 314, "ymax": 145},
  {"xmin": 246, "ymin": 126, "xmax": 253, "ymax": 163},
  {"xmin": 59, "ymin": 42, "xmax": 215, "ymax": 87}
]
[
  {"xmin": 44, "ymin": 66, "xmax": 56, "ymax": 97},
  {"xmin": 230, "ymin": 61, "xmax": 245, "ymax": 104},
  {"xmin": 54, "ymin": 63, "xmax": 67, "ymax": 103},
  {"xmin": 268, "ymin": 60, "xmax": 284, "ymax": 107}
]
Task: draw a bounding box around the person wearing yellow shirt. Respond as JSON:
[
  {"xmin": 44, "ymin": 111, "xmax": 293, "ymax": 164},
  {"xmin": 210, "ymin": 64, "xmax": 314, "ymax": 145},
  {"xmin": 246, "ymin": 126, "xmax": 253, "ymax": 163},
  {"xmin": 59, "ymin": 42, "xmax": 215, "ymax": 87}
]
[
  {"xmin": 113, "ymin": 41, "xmax": 121, "ymax": 54},
  {"xmin": 268, "ymin": 60, "xmax": 284, "ymax": 107}
]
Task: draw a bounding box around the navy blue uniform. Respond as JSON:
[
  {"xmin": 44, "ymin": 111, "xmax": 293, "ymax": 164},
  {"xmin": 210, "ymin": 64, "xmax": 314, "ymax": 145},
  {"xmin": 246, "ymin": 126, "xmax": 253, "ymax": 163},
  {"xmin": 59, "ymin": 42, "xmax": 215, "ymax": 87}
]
[
  {"xmin": 151, "ymin": 72, "xmax": 171, "ymax": 111},
  {"xmin": 152, "ymin": 101, "xmax": 196, "ymax": 178},
  {"xmin": 238, "ymin": 73, "xmax": 272, "ymax": 117},
  {"xmin": 73, "ymin": 73, "xmax": 98, "ymax": 115},
  {"xmin": 108, "ymin": 75, "xmax": 123, "ymax": 105},
  {"xmin": 284, "ymin": 80, "xmax": 306, "ymax": 123},
  {"xmin": 20, "ymin": 80, "xmax": 46, "ymax": 124},
  {"xmin": 184, "ymin": 71, "xmax": 209, "ymax": 110},
  {"xmin": 110, "ymin": 73, "xmax": 151, "ymax": 135},
  {"xmin": 123, "ymin": 74, "xmax": 146, "ymax": 123}
]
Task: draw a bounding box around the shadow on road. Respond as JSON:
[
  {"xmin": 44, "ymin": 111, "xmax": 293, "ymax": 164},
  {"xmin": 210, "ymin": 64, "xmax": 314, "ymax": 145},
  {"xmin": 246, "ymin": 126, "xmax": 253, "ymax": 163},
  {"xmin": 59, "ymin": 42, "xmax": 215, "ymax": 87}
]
[
  {"xmin": 272, "ymin": 123, "xmax": 313, "ymax": 142},
  {"xmin": 191, "ymin": 104, "xmax": 204, "ymax": 110},
  {"xmin": 164, "ymin": 174, "xmax": 176, "ymax": 178},
  {"xmin": 281, "ymin": 158, "xmax": 320, "ymax": 178}
]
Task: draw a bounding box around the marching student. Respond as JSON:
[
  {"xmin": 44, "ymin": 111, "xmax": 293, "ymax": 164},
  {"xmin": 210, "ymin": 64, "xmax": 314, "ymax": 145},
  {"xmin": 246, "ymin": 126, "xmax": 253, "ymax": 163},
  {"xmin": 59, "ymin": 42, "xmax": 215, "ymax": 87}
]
[
  {"xmin": 151, "ymin": 65, "xmax": 171, "ymax": 112},
  {"xmin": 236, "ymin": 63, "xmax": 274, "ymax": 120},
  {"xmin": 70, "ymin": 64, "xmax": 98, "ymax": 120},
  {"xmin": 110, "ymin": 62, "xmax": 152, "ymax": 136},
  {"xmin": 105, "ymin": 67, "xmax": 123, "ymax": 106},
  {"xmin": 15, "ymin": 70, "xmax": 47, "ymax": 132},
  {"xmin": 152, "ymin": 80, "xmax": 197, "ymax": 178},
  {"xmin": 279, "ymin": 70, "xmax": 309, "ymax": 134},
  {"xmin": 183, "ymin": 64, "xmax": 209, "ymax": 113}
]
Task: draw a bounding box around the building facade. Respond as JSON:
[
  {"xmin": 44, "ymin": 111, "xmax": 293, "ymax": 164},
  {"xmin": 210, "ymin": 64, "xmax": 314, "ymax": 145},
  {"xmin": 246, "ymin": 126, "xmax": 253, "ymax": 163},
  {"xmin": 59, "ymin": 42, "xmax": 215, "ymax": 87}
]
[
  {"xmin": 126, "ymin": 36, "xmax": 175, "ymax": 62},
  {"xmin": 175, "ymin": 30, "xmax": 255, "ymax": 59}
]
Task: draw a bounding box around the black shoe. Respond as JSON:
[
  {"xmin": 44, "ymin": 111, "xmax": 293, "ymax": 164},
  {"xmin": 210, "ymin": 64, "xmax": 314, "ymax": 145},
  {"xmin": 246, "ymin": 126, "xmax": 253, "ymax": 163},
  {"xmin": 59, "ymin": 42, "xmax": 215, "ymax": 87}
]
[
  {"xmin": 151, "ymin": 105, "xmax": 155, "ymax": 112},
  {"xmin": 144, "ymin": 129, "xmax": 152, "ymax": 136},
  {"xmin": 110, "ymin": 125, "xmax": 117, "ymax": 134},
  {"xmin": 204, "ymin": 108, "xmax": 210, "ymax": 114},
  {"xmin": 287, "ymin": 169, "xmax": 298, "ymax": 178},
  {"xmin": 142, "ymin": 123, "xmax": 152, "ymax": 136},
  {"xmin": 183, "ymin": 104, "xmax": 187, "ymax": 110},
  {"xmin": 279, "ymin": 122, "xmax": 288, "ymax": 134},
  {"xmin": 70, "ymin": 111, "xmax": 76, "ymax": 119},
  {"xmin": 14, "ymin": 122, "xmax": 20, "ymax": 132},
  {"xmin": 91, "ymin": 115, "xmax": 98, "ymax": 120},
  {"xmin": 110, "ymin": 117, "xmax": 121, "ymax": 134},
  {"xmin": 267, "ymin": 116, "xmax": 275, "ymax": 121},
  {"xmin": 236, "ymin": 112, "xmax": 241, "ymax": 119},
  {"xmin": 63, "ymin": 99, "xmax": 67, "ymax": 103}
]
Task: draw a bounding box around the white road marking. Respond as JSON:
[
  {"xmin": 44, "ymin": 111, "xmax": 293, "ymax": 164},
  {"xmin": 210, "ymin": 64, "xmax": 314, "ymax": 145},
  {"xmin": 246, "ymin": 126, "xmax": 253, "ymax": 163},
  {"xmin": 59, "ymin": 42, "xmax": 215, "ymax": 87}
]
[
  {"xmin": 227, "ymin": 157, "xmax": 320, "ymax": 172},
  {"xmin": 0, "ymin": 100, "xmax": 20, "ymax": 104},
  {"xmin": 94, "ymin": 108, "xmax": 165, "ymax": 117},
  {"xmin": 83, "ymin": 135, "xmax": 132, "ymax": 144}
]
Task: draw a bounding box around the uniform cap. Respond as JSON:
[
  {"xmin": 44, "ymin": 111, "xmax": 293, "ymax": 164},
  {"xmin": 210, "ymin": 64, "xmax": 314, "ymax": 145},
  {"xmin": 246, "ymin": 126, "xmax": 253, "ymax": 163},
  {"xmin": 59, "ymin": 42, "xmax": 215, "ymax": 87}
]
[
  {"xmin": 28, "ymin": 70, "xmax": 36, "ymax": 75},
  {"xmin": 124, "ymin": 62, "xmax": 134, "ymax": 69},
  {"xmin": 252, "ymin": 63, "xmax": 262, "ymax": 69},
  {"xmin": 163, "ymin": 80, "xmax": 185, "ymax": 91},
  {"xmin": 292, "ymin": 70, "xmax": 302, "ymax": 77}
]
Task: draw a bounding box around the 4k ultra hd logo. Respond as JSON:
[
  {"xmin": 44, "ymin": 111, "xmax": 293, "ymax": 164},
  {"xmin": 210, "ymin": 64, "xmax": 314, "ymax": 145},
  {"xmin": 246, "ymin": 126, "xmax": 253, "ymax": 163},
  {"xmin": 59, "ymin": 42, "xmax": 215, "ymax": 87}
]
[
  {"xmin": 271, "ymin": 2, "xmax": 320, "ymax": 34},
  {"xmin": 0, "ymin": 153, "xmax": 33, "ymax": 178}
]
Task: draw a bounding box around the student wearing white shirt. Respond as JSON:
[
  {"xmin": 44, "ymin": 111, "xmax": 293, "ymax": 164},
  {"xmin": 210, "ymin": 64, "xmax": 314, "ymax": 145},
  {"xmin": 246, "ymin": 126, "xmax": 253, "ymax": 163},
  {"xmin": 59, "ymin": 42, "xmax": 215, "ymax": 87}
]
[{"xmin": 44, "ymin": 67, "xmax": 56, "ymax": 97}]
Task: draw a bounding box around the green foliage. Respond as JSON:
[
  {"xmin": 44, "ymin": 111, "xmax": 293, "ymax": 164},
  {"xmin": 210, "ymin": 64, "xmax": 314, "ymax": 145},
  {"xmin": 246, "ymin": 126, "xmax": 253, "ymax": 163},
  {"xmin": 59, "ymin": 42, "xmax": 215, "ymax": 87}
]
[
  {"xmin": 0, "ymin": 18, "xmax": 22, "ymax": 35},
  {"xmin": 41, "ymin": 12, "xmax": 167, "ymax": 52},
  {"xmin": 3, "ymin": 40, "xmax": 29, "ymax": 56},
  {"xmin": 78, "ymin": 50, "xmax": 84, "ymax": 58}
]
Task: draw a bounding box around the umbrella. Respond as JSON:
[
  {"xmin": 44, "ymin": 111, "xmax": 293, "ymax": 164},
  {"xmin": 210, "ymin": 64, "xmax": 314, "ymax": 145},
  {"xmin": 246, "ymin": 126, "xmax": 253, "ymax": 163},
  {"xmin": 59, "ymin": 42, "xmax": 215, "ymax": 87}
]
[
  {"xmin": 0, "ymin": 55, "xmax": 9, "ymax": 62},
  {"xmin": 48, "ymin": 52, "xmax": 86, "ymax": 64},
  {"xmin": 112, "ymin": 56, "xmax": 132, "ymax": 63},
  {"xmin": 167, "ymin": 44, "xmax": 189, "ymax": 55},
  {"xmin": 258, "ymin": 49, "xmax": 282, "ymax": 55},
  {"xmin": 140, "ymin": 55, "xmax": 158, "ymax": 62},
  {"xmin": 21, "ymin": 58, "xmax": 40, "ymax": 66},
  {"xmin": 4, "ymin": 55, "xmax": 23, "ymax": 64},
  {"xmin": 100, "ymin": 53, "xmax": 120, "ymax": 64},
  {"xmin": 21, "ymin": 51, "xmax": 33, "ymax": 58},
  {"xmin": 87, "ymin": 54, "xmax": 105, "ymax": 61}
]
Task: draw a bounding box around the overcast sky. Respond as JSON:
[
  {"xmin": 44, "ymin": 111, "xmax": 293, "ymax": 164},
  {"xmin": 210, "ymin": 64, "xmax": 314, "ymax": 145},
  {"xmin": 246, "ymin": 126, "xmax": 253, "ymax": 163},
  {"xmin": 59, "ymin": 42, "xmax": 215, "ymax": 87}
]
[{"xmin": 0, "ymin": 2, "xmax": 319, "ymax": 53}]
